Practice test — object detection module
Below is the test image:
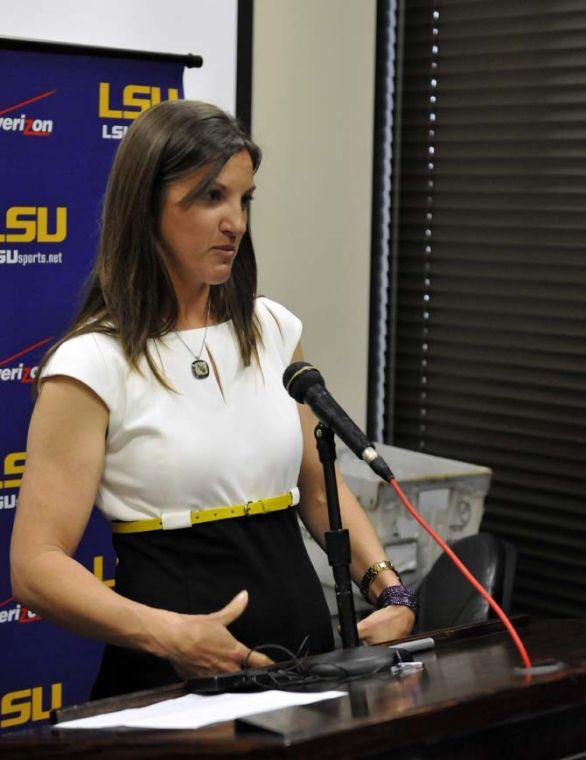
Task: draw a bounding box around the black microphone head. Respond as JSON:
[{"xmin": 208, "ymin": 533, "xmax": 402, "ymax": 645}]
[{"xmin": 283, "ymin": 361, "xmax": 325, "ymax": 403}]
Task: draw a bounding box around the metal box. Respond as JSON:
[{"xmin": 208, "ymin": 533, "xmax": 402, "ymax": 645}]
[{"xmin": 302, "ymin": 443, "xmax": 492, "ymax": 615}]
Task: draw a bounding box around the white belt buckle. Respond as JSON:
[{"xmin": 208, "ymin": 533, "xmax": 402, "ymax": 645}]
[
  {"xmin": 290, "ymin": 487, "xmax": 300, "ymax": 506},
  {"xmin": 161, "ymin": 511, "xmax": 192, "ymax": 530}
]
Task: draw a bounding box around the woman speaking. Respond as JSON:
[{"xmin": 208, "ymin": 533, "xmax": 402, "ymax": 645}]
[{"xmin": 10, "ymin": 100, "xmax": 416, "ymax": 698}]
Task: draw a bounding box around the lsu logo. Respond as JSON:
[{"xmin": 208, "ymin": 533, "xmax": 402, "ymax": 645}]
[
  {"xmin": 0, "ymin": 452, "xmax": 26, "ymax": 510},
  {"xmin": 0, "ymin": 207, "xmax": 67, "ymax": 244},
  {"xmin": 0, "ymin": 452, "xmax": 25, "ymax": 491},
  {"xmin": 99, "ymin": 82, "xmax": 179, "ymax": 120},
  {"xmin": 93, "ymin": 555, "xmax": 115, "ymax": 588},
  {"xmin": 0, "ymin": 684, "xmax": 62, "ymax": 728}
]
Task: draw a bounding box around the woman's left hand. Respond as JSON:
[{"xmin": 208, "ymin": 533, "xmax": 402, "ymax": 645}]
[{"xmin": 356, "ymin": 604, "xmax": 416, "ymax": 645}]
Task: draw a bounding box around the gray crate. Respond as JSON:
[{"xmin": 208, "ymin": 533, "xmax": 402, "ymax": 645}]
[{"xmin": 302, "ymin": 443, "xmax": 492, "ymax": 615}]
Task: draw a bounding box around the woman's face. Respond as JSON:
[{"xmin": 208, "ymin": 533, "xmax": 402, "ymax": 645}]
[{"xmin": 157, "ymin": 149, "xmax": 255, "ymax": 289}]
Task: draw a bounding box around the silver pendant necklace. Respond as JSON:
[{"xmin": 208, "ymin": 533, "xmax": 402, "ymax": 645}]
[{"xmin": 175, "ymin": 299, "xmax": 211, "ymax": 380}]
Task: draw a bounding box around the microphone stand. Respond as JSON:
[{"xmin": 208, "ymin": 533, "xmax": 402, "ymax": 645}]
[
  {"xmin": 308, "ymin": 423, "xmax": 398, "ymax": 675},
  {"xmin": 314, "ymin": 423, "xmax": 359, "ymax": 648}
]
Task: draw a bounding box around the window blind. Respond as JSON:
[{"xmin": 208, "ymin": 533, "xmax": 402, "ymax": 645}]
[{"xmin": 390, "ymin": 0, "xmax": 586, "ymax": 617}]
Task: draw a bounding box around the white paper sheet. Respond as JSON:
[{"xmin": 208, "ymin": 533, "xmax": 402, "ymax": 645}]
[{"xmin": 56, "ymin": 689, "xmax": 345, "ymax": 731}]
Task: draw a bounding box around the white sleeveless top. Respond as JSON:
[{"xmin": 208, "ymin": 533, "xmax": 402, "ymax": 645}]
[{"xmin": 41, "ymin": 297, "xmax": 303, "ymax": 523}]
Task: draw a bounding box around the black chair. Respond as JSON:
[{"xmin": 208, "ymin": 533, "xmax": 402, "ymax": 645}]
[{"xmin": 413, "ymin": 532, "xmax": 517, "ymax": 634}]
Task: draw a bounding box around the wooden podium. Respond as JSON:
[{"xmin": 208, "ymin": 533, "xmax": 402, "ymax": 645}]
[{"xmin": 2, "ymin": 618, "xmax": 586, "ymax": 759}]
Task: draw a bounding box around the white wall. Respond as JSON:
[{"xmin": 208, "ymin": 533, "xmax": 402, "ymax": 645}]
[
  {"xmin": 0, "ymin": 0, "xmax": 238, "ymax": 110},
  {"xmin": 252, "ymin": 0, "xmax": 377, "ymax": 428}
]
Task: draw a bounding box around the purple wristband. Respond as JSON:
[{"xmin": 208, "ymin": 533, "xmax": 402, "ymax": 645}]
[{"xmin": 376, "ymin": 585, "xmax": 419, "ymax": 617}]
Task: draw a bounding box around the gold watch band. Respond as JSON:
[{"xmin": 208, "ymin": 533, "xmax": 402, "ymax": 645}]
[{"xmin": 359, "ymin": 559, "xmax": 403, "ymax": 602}]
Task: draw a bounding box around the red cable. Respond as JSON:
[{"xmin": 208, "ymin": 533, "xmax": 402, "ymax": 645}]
[{"xmin": 389, "ymin": 477, "xmax": 532, "ymax": 669}]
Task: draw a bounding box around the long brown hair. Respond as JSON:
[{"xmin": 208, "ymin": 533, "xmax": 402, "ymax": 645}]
[{"xmin": 36, "ymin": 100, "xmax": 262, "ymax": 391}]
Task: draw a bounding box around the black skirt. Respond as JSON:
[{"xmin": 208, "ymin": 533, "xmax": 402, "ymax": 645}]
[{"xmin": 91, "ymin": 508, "xmax": 334, "ymax": 699}]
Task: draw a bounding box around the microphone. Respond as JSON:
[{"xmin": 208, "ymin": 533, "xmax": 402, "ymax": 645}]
[{"xmin": 283, "ymin": 362, "xmax": 394, "ymax": 482}]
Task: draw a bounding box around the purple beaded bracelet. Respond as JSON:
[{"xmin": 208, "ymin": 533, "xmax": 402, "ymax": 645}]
[{"xmin": 376, "ymin": 585, "xmax": 419, "ymax": 617}]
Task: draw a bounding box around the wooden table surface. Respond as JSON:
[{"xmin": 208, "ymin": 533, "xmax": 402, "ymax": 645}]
[{"xmin": 2, "ymin": 618, "xmax": 585, "ymax": 759}]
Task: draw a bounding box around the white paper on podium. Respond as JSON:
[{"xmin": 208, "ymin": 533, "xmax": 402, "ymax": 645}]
[{"xmin": 56, "ymin": 689, "xmax": 345, "ymax": 731}]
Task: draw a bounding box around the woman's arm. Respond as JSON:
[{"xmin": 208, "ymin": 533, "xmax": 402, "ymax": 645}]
[
  {"xmin": 292, "ymin": 345, "xmax": 415, "ymax": 644},
  {"xmin": 10, "ymin": 376, "xmax": 271, "ymax": 676}
]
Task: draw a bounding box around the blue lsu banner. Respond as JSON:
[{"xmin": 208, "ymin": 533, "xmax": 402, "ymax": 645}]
[{"xmin": 0, "ymin": 47, "xmax": 184, "ymax": 732}]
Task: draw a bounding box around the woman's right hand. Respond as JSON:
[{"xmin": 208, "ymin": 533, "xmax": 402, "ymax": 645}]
[
  {"xmin": 159, "ymin": 590, "xmax": 274, "ymax": 678},
  {"xmin": 11, "ymin": 378, "xmax": 273, "ymax": 677}
]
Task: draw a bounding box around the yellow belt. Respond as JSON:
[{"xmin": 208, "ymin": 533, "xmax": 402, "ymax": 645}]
[{"xmin": 110, "ymin": 489, "xmax": 300, "ymax": 535}]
